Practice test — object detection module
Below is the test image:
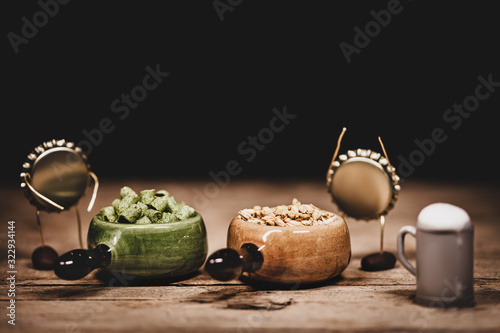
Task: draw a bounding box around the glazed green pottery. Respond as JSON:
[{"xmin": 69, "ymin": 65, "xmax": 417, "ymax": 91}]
[{"xmin": 87, "ymin": 212, "xmax": 208, "ymax": 278}]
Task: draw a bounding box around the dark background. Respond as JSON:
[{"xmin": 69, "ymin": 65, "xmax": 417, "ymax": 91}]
[{"xmin": 2, "ymin": 1, "xmax": 499, "ymax": 185}]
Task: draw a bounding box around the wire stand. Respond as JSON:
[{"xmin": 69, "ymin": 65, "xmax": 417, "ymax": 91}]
[{"xmin": 360, "ymin": 215, "xmax": 396, "ymax": 271}]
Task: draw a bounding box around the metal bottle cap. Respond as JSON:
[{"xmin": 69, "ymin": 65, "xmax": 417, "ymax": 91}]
[
  {"xmin": 326, "ymin": 129, "xmax": 400, "ymax": 221},
  {"xmin": 20, "ymin": 139, "xmax": 98, "ymax": 213}
]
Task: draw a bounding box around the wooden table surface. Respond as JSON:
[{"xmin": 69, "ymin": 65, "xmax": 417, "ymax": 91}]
[{"xmin": 1, "ymin": 179, "xmax": 499, "ymax": 332}]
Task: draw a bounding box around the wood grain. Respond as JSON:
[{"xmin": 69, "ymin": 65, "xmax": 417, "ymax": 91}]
[{"xmin": 1, "ymin": 179, "xmax": 499, "ymax": 332}]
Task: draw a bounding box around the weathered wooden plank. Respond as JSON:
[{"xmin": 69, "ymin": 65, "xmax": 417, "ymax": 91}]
[
  {"xmin": 4, "ymin": 281, "xmax": 499, "ymax": 333},
  {"xmin": 1, "ymin": 180, "xmax": 499, "ymax": 332}
]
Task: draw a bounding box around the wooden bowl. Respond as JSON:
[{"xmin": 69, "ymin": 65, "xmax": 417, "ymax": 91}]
[{"xmin": 227, "ymin": 215, "xmax": 351, "ymax": 284}]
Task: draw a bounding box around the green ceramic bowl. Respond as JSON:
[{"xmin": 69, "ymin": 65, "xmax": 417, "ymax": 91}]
[{"xmin": 87, "ymin": 212, "xmax": 208, "ymax": 279}]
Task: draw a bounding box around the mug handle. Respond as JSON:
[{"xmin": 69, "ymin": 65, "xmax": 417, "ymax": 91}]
[{"xmin": 397, "ymin": 226, "xmax": 417, "ymax": 276}]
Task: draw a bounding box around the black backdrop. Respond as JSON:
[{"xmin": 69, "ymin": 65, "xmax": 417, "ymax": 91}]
[{"xmin": 2, "ymin": 1, "xmax": 499, "ymax": 184}]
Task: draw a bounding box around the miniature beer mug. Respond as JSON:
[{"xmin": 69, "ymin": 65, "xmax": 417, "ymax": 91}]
[{"xmin": 397, "ymin": 203, "xmax": 474, "ymax": 308}]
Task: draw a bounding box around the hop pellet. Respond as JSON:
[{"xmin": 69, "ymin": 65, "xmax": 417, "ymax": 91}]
[{"xmin": 98, "ymin": 186, "xmax": 195, "ymax": 224}]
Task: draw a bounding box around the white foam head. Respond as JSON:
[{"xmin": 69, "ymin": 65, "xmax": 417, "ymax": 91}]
[{"xmin": 417, "ymin": 203, "xmax": 472, "ymax": 231}]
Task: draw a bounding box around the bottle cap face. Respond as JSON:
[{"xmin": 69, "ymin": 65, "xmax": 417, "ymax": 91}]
[
  {"xmin": 20, "ymin": 139, "xmax": 90, "ymax": 212},
  {"xmin": 417, "ymin": 203, "xmax": 472, "ymax": 231},
  {"xmin": 327, "ymin": 149, "xmax": 400, "ymax": 220}
]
